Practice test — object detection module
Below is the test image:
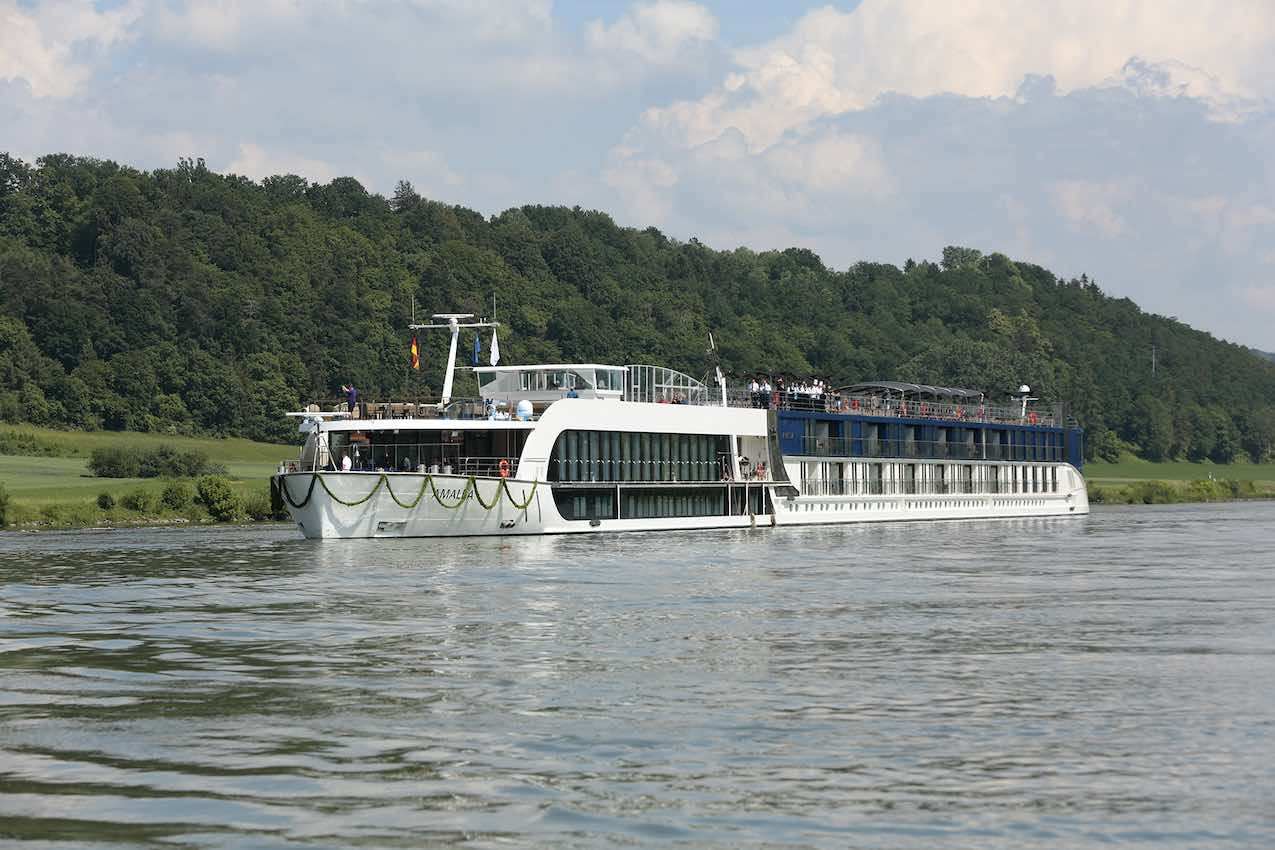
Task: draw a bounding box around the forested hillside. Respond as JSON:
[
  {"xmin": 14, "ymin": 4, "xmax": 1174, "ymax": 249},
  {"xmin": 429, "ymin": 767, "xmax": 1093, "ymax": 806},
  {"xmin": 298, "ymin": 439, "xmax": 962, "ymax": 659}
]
[{"xmin": 2, "ymin": 153, "xmax": 1274, "ymax": 461}]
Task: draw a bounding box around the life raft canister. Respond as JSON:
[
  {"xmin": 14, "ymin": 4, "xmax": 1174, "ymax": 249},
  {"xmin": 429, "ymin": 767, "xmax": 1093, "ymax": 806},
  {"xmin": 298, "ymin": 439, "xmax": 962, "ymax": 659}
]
[{"xmin": 498, "ymin": 458, "xmax": 511, "ymax": 478}]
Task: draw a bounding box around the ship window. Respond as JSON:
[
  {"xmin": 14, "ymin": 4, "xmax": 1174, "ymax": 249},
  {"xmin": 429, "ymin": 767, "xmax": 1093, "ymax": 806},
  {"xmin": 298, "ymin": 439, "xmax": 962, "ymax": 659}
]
[
  {"xmin": 554, "ymin": 489, "xmax": 616, "ymax": 521},
  {"xmin": 597, "ymin": 369, "xmax": 624, "ymax": 391},
  {"xmin": 550, "ymin": 429, "xmax": 729, "ymax": 483}
]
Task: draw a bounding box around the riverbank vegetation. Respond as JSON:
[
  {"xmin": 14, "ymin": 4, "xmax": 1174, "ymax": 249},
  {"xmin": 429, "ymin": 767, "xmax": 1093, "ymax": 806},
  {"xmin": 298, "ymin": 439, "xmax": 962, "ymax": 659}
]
[
  {"xmin": 0, "ymin": 424, "xmax": 290, "ymax": 529},
  {"xmin": 1087, "ymin": 477, "xmax": 1271, "ymax": 505},
  {"xmin": 87, "ymin": 444, "xmax": 225, "ymax": 478},
  {"xmin": 2, "ymin": 153, "xmax": 1275, "ymax": 461},
  {"xmin": 1085, "ymin": 457, "xmax": 1275, "ymax": 504}
]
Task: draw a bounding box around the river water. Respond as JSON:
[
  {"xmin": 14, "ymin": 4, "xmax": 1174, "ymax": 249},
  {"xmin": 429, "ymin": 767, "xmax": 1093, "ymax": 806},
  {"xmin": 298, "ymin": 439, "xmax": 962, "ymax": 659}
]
[{"xmin": 1, "ymin": 503, "xmax": 1273, "ymax": 849}]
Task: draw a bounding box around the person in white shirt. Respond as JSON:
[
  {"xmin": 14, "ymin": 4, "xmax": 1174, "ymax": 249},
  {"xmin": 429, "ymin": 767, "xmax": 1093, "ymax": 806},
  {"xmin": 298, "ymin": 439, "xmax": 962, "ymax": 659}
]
[{"xmin": 341, "ymin": 452, "xmax": 353, "ymax": 472}]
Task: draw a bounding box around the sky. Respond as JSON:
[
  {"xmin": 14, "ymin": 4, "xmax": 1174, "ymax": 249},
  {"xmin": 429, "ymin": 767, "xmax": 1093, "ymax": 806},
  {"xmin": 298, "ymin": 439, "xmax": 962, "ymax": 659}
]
[{"xmin": 4, "ymin": 1, "xmax": 1275, "ymax": 350}]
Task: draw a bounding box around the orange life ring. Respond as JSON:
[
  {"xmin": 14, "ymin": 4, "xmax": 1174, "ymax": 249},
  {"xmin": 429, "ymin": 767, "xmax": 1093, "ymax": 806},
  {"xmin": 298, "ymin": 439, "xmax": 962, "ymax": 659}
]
[{"xmin": 498, "ymin": 458, "xmax": 511, "ymax": 477}]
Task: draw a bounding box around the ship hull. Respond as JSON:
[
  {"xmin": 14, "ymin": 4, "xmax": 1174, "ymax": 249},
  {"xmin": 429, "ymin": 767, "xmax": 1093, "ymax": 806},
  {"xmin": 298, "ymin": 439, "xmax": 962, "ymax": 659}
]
[{"xmin": 274, "ymin": 469, "xmax": 1088, "ymax": 540}]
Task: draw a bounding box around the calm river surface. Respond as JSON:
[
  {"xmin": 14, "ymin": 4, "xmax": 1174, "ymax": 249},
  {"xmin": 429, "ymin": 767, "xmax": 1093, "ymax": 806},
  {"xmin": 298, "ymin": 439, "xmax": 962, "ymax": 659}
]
[{"xmin": 2, "ymin": 503, "xmax": 1274, "ymax": 849}]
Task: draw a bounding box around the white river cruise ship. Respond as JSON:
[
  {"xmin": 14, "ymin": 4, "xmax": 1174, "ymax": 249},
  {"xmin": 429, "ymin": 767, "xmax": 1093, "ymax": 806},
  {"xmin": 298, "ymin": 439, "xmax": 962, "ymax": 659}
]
[{"xmin": 271, "ymin": 315, "xmax": 1088, "ymax": 538}]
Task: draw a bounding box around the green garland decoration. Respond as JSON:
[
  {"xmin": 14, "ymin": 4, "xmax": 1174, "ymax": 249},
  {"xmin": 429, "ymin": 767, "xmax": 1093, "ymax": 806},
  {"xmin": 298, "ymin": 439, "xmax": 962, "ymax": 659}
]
[
  {"xmin": 278, "ymin": 472, "xmax": 538, "ymax": 513},
  {"xmin": 279, "ymin": 473, "xmax": 318, "ymax": 509},
  {"xmin": 384, "ymin": 475, "xmax": 430, "ymax": 510}
]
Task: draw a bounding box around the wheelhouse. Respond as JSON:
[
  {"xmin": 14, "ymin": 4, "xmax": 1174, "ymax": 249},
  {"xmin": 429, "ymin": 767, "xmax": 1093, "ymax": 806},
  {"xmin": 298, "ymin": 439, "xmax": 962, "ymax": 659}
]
[{"xmin": 475, "ymin": 364, "xmax": 626, "ymax": 406}]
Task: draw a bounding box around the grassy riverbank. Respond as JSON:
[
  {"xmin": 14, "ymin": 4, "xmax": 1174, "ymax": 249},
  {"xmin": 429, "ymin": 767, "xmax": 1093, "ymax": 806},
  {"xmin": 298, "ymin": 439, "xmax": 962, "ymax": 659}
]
[
  {"xmin": 1085, "ymin": 458, "xmax": 1275, "ymax": 504},
  {"xmin": 0, "ymin": 426, "xmax": 294, "ymax": 530}
]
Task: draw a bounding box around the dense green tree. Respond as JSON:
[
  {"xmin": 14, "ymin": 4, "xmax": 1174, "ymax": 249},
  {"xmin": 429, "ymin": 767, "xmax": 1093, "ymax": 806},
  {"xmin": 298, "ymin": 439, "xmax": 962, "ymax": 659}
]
[{"xmin": 0, "ymin": 153, "xmax": 1273, "ymax": 458}]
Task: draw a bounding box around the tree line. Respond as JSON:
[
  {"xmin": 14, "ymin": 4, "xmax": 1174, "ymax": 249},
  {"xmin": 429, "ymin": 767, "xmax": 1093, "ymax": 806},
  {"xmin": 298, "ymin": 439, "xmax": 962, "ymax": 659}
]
[{"xmin": 1, "ymin": 152, "xmax": 1274, "ymax": 461}]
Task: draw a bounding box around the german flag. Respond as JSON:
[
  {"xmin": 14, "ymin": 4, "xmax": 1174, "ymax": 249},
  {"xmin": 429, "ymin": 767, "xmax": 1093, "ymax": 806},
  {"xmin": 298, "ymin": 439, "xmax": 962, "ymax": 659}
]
[{"xmin": 410, "ymin": 335, "xmax": 420, "ymax": 370}]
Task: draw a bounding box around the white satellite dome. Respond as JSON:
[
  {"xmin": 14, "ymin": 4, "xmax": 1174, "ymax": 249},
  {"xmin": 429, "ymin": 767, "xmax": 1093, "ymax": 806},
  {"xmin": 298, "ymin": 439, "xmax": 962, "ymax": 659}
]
[{"xmin": 515, "ymin": 399, "xmax": 533, "ymax": 421}]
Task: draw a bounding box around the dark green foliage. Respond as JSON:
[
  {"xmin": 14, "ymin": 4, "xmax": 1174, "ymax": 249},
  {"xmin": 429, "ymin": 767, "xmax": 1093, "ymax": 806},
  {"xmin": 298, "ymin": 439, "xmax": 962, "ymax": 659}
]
[
  {"xmin": 195, "ymin": 475, "xmax": 242, "ymax": 521},
  {"xmin": 88, "ymin": 445, "xmax": 221, "ymax": 478},
  {"xmin": 0, "ymin": 482, "xmax": 8, "ymax": 526},
  {"xmin": 88, "ymin": 446, "xmax": 140, "ymax": 477},
  {"xmin": 96, "ymin": 492, "xmax": 115, "ymax": 510},
  {"xmin": 2, "ymin": 153, "xmax": 1275, "ymax": 460},
  {"xmin": 160, "ymin": 480, "xmax": 193, "ymax": 511},
  {"xmin": 242, "ymin": 486, "xmax": 276, "ymax": 521},
  {"xmin": 1092, "ymin": 477, "xmax": 1262, "ymax": 505},
  {"xmin": 1124, "ymin": 480, "xmax": 1180, "ymax": 504},
  {"xmin": 120, "ymin": 488, "xmax": 158, "ymax": 512}
]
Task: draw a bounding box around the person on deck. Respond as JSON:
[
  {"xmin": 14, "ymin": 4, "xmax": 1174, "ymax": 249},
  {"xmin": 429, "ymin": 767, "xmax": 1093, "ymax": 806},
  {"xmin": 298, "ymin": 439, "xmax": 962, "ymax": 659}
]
[{"xmin": 342, "ymin": 384, "xmax": 359, "ymax": 418}]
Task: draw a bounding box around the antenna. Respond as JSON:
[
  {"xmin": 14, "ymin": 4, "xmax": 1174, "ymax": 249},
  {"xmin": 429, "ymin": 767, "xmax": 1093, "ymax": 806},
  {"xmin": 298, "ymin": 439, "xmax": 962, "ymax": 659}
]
[{"xmin": 410, "ymin": 313, "xmax": 501, "ymax": 405}]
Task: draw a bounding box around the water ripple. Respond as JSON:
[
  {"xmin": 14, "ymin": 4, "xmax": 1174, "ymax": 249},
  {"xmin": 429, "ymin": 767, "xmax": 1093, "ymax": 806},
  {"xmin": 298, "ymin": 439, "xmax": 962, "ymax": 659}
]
[{"xmin": 2, "ymin": 504, "xmax": 1274, "ymax": 847}]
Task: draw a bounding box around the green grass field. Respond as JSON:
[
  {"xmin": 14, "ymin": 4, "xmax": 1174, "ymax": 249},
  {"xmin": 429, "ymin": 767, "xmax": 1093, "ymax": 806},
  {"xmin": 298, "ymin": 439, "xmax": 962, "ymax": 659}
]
[
  {"xmin": 0, "ymin": 426, "xmax": 295, "ymax": 508},
  {"xmin": 1, "ymin": 425, "xmax": 292, "ymax": 462}
]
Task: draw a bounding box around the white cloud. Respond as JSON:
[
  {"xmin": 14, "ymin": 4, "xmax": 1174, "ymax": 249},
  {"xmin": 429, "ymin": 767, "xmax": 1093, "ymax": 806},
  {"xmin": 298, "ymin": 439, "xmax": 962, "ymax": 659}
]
[
  {"xmin": 641, "ymin": 0, "xmax": 1275, "ymax": 151},
  {"xmin": 1051, "ymin": 181, "xmax": 1129, "ymax": 238},
  {"xmin": 585, "ymin": 1, "xmax": 717, "ymax": 66},
  {"xmin": 1238, "ymin": 285, "xmax": 1275, "ymax": 315},
  {"xmin": 0, "ymin": 0, "xmax": 140, "ymax": 97},
  {"xmin": 148, "ymin": 0, "xmax": 302, "ymax": 51},
  {"xmin": 148, "ymin": 0, "xmax": 553, "ymax": 53},
  {"xmin": 227, "ymin": 143, "xmax": 339, "ymax": 184}
]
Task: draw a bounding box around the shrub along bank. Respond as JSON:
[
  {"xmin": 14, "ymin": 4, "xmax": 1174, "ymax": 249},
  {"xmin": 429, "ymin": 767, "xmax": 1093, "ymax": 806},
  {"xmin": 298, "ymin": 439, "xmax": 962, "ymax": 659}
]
[
  {"xmin": 88, "ymin": 445, "xmax": 226, "ymax": 478},
  {"xmin": 1086, "ymin": 477, "xmax": 1268, "ymax": 505}
]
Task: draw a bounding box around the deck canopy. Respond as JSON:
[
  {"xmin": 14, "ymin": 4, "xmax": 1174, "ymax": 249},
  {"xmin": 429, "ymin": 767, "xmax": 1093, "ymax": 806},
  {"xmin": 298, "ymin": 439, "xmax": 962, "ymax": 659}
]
[{"xmin": 837, "ymin": 381, "xmax": 984, "ymax": 400}]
